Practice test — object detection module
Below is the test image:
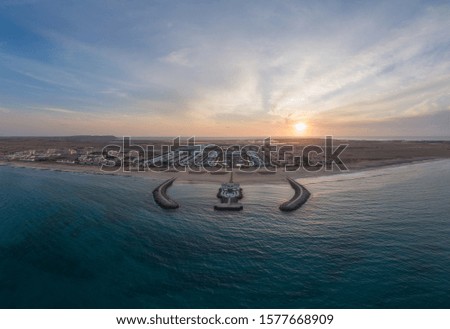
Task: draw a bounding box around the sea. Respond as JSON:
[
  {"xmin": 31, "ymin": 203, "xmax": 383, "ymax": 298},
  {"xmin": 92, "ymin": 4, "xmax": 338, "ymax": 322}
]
[{"xmin": 0, "ymin": 160, "xmax": 449, "ymax": 308}]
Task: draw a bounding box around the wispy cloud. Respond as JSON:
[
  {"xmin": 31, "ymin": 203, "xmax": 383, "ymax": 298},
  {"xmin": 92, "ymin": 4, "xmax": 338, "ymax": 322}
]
[
  {"xmin": 32, "ymin": 107, "xmax": 78, "ymax": 114},
  {"xmin": 161, "ymin": 48, "xmax": 192, "ymax": 67}
]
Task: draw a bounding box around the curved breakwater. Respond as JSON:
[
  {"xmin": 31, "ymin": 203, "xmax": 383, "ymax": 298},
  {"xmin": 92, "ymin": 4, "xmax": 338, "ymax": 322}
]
[
  {"xmin": 152, "ymin": 177, "xmax": 179, "ymax": 209},
  {"xmin": 279, "ymin": 177, "xmax": 311, "ymax": 211}
]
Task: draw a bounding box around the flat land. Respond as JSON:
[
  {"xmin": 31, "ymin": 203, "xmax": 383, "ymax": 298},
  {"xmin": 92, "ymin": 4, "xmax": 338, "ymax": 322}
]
[{"xmin": 1, "ymin": 136, "xmax": 450, "ymax": 184}]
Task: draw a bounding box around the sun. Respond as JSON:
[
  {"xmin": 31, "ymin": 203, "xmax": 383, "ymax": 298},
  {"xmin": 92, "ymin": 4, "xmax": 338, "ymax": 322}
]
[{"xmin": 294, "ymin": 122, "xmax": 307, "ymax": 133}]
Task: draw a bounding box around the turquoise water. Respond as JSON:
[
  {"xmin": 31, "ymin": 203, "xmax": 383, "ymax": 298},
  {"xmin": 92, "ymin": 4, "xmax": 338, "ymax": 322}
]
[{"xmin": 0, "ymin": 161, "xmax": 449, "ymax": 308}]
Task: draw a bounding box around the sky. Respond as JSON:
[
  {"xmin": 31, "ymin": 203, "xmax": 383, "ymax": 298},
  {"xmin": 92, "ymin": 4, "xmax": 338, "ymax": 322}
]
[{"xmin": 0, "ymin": 0, "xmax": 449, "ymax": 137}]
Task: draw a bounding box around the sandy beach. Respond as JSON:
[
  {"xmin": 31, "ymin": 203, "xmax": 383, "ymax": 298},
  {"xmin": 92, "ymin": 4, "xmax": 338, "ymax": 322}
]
[{"xmin": 0, "ymin": 156, "xmax": 445, "ymax": 185}]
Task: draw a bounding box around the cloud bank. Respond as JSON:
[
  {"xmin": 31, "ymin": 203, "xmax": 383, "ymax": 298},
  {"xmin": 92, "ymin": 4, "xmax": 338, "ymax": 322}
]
[{"xmin": 0, "ymin": 0, "xmax": 449, "ymax": 136}]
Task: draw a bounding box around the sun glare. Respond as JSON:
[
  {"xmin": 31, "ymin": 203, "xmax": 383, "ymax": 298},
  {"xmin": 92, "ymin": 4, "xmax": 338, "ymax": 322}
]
[{"xmin": 294, "ymin": 122, "xmax": 307, "ymax": 133}]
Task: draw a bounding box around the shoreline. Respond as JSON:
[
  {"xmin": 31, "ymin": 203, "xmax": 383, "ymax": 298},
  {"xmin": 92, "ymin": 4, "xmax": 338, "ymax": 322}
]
[{"xmin": 0, "ymin": 157, "xmax": 445, "ymax": 185}]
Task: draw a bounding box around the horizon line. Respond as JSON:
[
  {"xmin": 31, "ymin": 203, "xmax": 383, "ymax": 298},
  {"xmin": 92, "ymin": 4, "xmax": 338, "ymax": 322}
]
[{"xmin": 1, "ymin": 135, "xmax": 450, "ymax": 141}]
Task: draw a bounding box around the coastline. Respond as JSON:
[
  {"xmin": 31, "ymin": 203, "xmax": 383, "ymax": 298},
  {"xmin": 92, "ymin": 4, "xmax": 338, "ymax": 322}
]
[{"xmin": 0, "ymin": 157, "xmax": 445, "ymax": 185}]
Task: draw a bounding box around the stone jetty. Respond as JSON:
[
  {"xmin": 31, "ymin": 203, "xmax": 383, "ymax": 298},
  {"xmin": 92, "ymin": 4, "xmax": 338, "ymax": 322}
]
[
  {"xmin": 279, "ymin": 177, "xmax": 310, "ymax": 211},
  {"xmin": 153, "ymin": 177, "xmax": 179, "ymax": 209}
]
